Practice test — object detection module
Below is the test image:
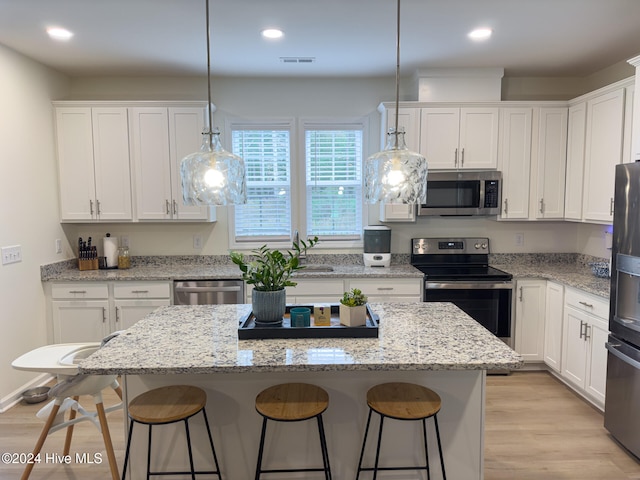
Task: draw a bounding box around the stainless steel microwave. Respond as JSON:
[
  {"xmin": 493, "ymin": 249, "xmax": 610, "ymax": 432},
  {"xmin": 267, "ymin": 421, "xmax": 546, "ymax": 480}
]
[{"xmin": 417, "ymin": 171, "xmax": 502, "ymax": 216}]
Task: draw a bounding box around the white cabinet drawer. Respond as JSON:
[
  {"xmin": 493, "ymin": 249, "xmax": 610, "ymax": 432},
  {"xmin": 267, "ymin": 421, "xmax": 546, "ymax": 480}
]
[
  {"xmin": 113, "ymin": 282, "xmax": 171, "ymax": 299},
  {"xmin": 51, "ymin": 283, "xmax": 109, "ymax": 299},
  {"xmin": 564, "ymin": 287, "xmax": 609, "ymax": 320},
  {"xmin": 351, "ymin": 278, "xmax": 422, "ymax": 296},
  {"xmin": 286, "ymin": 279, "xmax": 344, "ymax": 296}
]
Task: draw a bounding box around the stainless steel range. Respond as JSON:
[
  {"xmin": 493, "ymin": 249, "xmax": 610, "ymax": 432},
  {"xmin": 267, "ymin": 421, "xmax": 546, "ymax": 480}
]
[{"xmin": 411, "ymin": 237, "xmax": 513, "ymax": 345}]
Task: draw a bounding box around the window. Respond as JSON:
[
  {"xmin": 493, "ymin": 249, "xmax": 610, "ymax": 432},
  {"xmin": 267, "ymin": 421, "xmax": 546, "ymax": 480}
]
[
  {"xmin": 228, "ymin": 118, "xmax": 367, "ymax": 249},
  {"xmin": 231, "ymin": 125, "xmax": 292, "ymax": 243},
  {"xmin": 305, "ymin": 128, "xmax": 363, "ymax": 239}
]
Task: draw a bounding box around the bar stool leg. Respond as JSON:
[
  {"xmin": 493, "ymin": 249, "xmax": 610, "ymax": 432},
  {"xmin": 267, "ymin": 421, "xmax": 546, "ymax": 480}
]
[
  {"xmin": 422, "ymin": 418, "xmax": 431, "ymax": 480},
  {"xmin": 201, "ymin": 408, "xmax": 223, "ymax": 479},
  {"xmin": 434, "ymin": 415, "xmax": 446, "ymax": 480},
  {"xmin": 316, "ymin": 415, "xmax": 332, "ymax": 480},
  {"xmin": 254, "ymin": 417, "xmax": 268, "ymax": 480},
  {"xmin": 121, "ymin": 420, "xmax": 134, "ymax": 480},
  {"xmin": 183, "ymin": 418, "xmax": 196, "ymax": 480},
  {"xmin": 146, "ymin": 424, "xmax": 153, "ymax": 480},
  {"xmin": 355, "ymin": 408, "xmax": 373, "ymax": 480},
  {"xmin": 372, "ymin": 414, "xmax": 385, "ymax": 480}
]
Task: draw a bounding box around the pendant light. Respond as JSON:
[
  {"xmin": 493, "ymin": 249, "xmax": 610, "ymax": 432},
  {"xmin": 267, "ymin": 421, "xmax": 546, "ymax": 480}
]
[
  {"xmin": 364, "ymin": 0, "xmax": 428, "ymax": 204},
  {"xmin": 181, "ymin": 0, "xmax": 246, "ymax": 206}
]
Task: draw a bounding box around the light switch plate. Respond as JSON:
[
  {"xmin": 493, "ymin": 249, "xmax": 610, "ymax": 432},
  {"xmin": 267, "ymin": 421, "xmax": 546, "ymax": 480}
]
[{"xmin": 2, "ymin": 245, "xmax": 22, "ymax": 265}]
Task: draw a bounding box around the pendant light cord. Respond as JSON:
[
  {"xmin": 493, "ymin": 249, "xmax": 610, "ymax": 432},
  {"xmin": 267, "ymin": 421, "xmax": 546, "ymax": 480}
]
[
  {"xmin": 393, "ymin": 0, "xmax": 401, "ymax": 149},
  {"xmin": 206, "ymin": 0, "xmax": 213, "ymax": 140}
]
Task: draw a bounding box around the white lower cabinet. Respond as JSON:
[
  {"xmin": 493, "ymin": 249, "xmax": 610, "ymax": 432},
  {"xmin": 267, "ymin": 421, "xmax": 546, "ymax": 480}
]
[
  {"xmin": 543, "ymin": 282, "xmax": 564, "ymax": 372},
  {"xmin": 50, "ymin": 281, "xmax": 171, "ymax": 343},
  {"xmin": 561, "ymin": 287, "xmax": 609, "ymax": 408},
  {"xmin": 514, "ymin": 279, "xmax": 546, "ymax": 362},
  {"xmin": 285, "ymin": 278, "xmax": 345, "ymax": 304}
]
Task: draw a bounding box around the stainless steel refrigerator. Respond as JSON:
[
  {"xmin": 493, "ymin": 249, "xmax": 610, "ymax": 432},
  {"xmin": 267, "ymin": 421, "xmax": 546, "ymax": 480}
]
[{"xmin": 604, "ymin": 161, "xmax": 640, "ymax": 459}]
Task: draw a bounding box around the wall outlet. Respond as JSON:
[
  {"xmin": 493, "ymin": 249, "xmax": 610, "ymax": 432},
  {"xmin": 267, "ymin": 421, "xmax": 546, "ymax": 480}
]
[
  {"xmin": 514, "ymin": 233, "xmax": 524, "ymax": 247},
  {"xmin": 55, "ymin": 239, "xmax": 62, "ymax": 254},
  {"xmin": 2, "ymin": 245, "xmax": 22, "ymax": 265},
  {"xmin": 193, "ymin": 234, "xmax": 203, "ymax": 249}
]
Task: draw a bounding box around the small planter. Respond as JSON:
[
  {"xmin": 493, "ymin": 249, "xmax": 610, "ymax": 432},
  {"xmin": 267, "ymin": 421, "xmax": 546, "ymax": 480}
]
[
  {"xmin": 339, "ymin": 303, "xmax": 367, "ymax": 327},
  {"xmin": 252, "ymin": 289, "xmax": 286, "ymax": 325}
]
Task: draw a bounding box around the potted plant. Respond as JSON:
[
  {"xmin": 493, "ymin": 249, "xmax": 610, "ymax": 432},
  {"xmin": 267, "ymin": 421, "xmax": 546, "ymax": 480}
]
[
  {"xmin": 339, "ymin": 288, "xmax": 368, "ymax": 327},
  {"xmin": 230, "ymin": 236, "xmax": 318, "ymax": 324}
]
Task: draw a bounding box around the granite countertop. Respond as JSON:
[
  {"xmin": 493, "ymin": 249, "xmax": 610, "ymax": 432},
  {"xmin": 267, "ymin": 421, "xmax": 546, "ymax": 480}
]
[
  {"xmin": 496, "ymin": 264, "xmax": 610, "ymax": 299},
  {"xmin": 79, "ymin": 302, "xmax": 524, "ymax": 375}
]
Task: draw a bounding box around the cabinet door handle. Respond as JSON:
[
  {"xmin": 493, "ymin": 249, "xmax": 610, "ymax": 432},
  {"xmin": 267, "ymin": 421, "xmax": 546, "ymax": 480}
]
[
  {"xmin": 584, "ymin": 324, "xmax": 591, "ymax": 341},
  {"xmin": 579, "ymin": 320, "xmax": 585, "ymax": 339},
  {"xmin": 96, "ymin": 199, "xmax": 101, "ymax": 215},
  {"xmin": 539, "ymin": 199, "xmax": 544, "ymax": 214},
  {"xmin": 102, "ymin": 307, "xmax": 107, "ymax": 323},
  {"xmin": 610, "ymin": 198, "xmax": 614, "ymax": 216},
  {"xmin": 454, "ymin": 148, "xmax": 458, "ymax": 167},
  {"xmin": 166, "ymin": 200, "xmax": 171, "ymax": 215},
  {"xmin": 519, "ymin": 286, "xmax": 523, "ymax": 301},
  {"xmin": 578, "ymin": 301, "xmax": 593, "ymax": 308},
  {"xmin": 461, "ymin": 148, "xmax": 465, "ymax": 167},
  {"xmin": 173, "ymin": 199, "xmax": 177, "ymax": 215},
  {"xmin": 503, "ymin": 198, "xmax": 508, "ymax": 215},
  {"xmin": 116, "ymin": 306, "xmax": 120, "ymax": 323},
  {"xmin": 89, "ymin": 200, "xmax": 94, "ymax": 215}
]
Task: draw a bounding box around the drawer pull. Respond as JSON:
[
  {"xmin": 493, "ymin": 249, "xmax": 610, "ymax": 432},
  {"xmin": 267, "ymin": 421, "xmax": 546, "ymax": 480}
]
[
  {"xmin": 578, "ymin": 301, "xmax": 593, "ymax": 308},
  {"xmin": 131, "ymin": 290, "xmax": 149, "ymax": 294},
  {"xmin": 68, "ymin": 290, "xmax": 87, "ymax": 294},
  {"xmin": 377, "ymin": 287, "xmax": 394, "ymax": 291}
]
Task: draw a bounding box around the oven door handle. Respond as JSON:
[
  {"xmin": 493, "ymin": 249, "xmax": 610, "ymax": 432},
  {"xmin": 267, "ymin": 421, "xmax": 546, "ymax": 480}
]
[{"xmin": 425, "ymin": 282, "xmax": 512, "ymax": 290}]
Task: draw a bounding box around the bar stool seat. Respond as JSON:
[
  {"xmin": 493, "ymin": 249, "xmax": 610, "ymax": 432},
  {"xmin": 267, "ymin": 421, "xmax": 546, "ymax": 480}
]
[
  {"xmin": 121, "ymin": 385, "xmax": 222, "ymax": 480},
  {"xmin": 356, "ymin": 382, "xmax": 446, "ymax": 480},
  {"xmin": 254, "ymin": 382, "xmax": 332, "ymax": 480}
]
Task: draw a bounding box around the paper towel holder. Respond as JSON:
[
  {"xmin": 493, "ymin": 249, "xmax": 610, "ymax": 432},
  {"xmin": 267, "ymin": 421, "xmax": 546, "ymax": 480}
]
[{"xmin": 103, "ymin": 233, "xmax": 119, "ymax": 270}]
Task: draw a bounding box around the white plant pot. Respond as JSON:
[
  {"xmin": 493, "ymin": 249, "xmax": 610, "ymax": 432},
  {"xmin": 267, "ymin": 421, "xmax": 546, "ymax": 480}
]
[{"xmin": 339, "ymin": 304, "xmax": 367, "ymax": 327}]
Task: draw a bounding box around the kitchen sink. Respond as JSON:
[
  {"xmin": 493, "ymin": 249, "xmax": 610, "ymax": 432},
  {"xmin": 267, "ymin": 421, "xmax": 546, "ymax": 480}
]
[{"xmin": 300, "ymin": 265, "xmax": 334, "ymax": 272}]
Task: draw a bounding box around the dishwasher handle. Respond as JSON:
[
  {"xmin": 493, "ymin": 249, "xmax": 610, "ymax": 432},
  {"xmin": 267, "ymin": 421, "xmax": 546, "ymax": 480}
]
[{"xmin": 174, "ymin": 286, "xmax": 243, "ymax": 293}]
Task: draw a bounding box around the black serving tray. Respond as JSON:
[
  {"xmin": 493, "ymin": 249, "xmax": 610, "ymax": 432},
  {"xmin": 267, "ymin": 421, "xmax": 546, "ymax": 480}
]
[{"xmin": 238, "ymin": 304, "xmax": 379, "ymax": 340}]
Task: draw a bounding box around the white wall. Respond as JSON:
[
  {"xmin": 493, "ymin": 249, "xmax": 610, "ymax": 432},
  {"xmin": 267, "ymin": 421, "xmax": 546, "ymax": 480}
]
[{"xmin": 0, "ymin": 44, "xmax": 71, "ymax": 406}]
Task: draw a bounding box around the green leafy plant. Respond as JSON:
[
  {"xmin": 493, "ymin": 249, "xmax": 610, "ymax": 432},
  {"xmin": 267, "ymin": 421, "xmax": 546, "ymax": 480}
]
[
  {"xmin": 340, "ymin": 288, "xmax": 368, "ymax": 307},
  {"xmin": 230, "ymin": 237, "xmax": 319, "ymax": 291}
]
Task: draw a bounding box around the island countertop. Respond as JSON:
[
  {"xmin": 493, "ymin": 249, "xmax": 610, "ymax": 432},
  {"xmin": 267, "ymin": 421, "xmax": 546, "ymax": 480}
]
[{"xmin": 80, "ymin": 302, "xmax": 523, "ymax": 375}]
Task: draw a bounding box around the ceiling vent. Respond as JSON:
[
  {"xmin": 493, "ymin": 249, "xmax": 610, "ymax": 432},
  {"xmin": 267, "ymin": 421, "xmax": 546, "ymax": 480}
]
[{"xmin": 279, "ymin": 57, "xmax": 316, "ymax": 64}]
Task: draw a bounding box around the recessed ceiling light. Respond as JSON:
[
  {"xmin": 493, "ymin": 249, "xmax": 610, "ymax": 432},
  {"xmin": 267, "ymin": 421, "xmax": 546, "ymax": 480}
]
[
  {"xmin": 261, "ymin": 28, "xmax": 284, "ymax": 39},
  {"xmin": 468, "ymin": 28, "xmax": 492, "ymax": 41},
  {"xmin": 47, "ymin": 27, "xmax": 74, "ymax": 41}
]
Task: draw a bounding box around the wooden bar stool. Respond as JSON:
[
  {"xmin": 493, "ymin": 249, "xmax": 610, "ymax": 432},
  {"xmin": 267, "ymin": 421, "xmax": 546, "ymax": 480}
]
[
  {"xmin": 121, "ymin": 385, "xmax": 222, "ymax": 480},
  {"xmin": 254, "ymin": 382, "xmax": 332, "ymax": 480},
  {"xmin": 356, "ymin": 382, "xmax": 446, "ymax": 480}
]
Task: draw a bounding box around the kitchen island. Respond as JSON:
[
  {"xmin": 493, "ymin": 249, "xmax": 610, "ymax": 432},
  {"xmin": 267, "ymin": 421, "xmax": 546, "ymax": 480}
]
[{"xmin": 81, "ymin": 302, "xmax": 522, "ymax": 480}]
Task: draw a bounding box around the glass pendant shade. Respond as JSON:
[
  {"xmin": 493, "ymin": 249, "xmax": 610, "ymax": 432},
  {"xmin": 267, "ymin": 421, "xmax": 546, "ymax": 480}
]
[
  {"xmin": 365, "ymin": 128, "xmax": 428, "ymax": 204},
  {"xmin": 181, "ymin": 128, "xmax": 247, "ymax": 206}
]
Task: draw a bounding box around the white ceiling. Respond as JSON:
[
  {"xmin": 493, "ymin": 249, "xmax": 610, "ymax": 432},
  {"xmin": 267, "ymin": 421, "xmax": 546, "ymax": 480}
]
[{"xmin": 1, "ymin": 0, "xmax": 640, "ymax": 78}]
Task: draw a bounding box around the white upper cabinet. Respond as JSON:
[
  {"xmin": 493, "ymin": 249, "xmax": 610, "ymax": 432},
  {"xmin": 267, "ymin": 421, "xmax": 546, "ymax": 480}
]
[
  {"xmin": 564, "ymin": 103, "xmax": 587, "ymax": 221},
  {"xmin": 582, "ymin": 88, "xmax": 625, "ymax": 223},
  {"xmin": 498, "ymin": 107, "xmax": 532, "ymax": 219},
  {"xmin": 382, "ymin": 107, "xmax": 421, "ymax": 152},
  {"xmin": 532, "ymin": 107, "xmax": 567, "ymax": 219},
  {"xmin": 129, "ymin": 105, "xmax": 215, "ymax": 221},
  {"xmin": 56, "ymin": 106, "xmax": 132, "ymax": 222},
  {"xmin": 420, "ymin": 107, "xmax": 499, "ymax": 169}
]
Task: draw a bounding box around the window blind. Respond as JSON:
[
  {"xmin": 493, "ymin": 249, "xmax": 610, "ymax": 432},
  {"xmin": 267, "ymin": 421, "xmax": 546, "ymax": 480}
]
[
  {"xmin": 305, "ymin": 129, "xmax": 363, "ymax": 237},
  {"xmin": 232, "ymin": 129, "xmax": 291, "ymax": 240}
]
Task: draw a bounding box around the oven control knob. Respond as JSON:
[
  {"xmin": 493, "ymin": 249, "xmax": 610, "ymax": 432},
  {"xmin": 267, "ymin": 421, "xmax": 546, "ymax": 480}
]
[
  {"xmin": 481, "ymin": 243, "xmax": 487, "ymax": 249},
  {"xmin": 474, "ymin": 243, "xmax": 481, "ymax": 249}
]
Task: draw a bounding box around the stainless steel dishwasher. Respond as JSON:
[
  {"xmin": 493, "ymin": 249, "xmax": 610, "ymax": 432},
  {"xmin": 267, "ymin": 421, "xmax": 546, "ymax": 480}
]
[{"xmin": 173, "ymin": 280, "xmax": 244, "ymax": 305}]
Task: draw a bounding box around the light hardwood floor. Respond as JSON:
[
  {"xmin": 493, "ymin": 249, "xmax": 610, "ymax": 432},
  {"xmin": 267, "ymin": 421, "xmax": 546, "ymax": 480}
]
[{"xmin": 0, "ymin": 372, "xmax": 638, "ymax": 479}]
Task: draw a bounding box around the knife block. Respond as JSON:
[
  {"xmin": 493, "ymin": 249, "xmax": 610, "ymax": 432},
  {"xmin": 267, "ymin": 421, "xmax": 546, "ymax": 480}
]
[{"xmin": 78, "ymin": 258, "xmax": 98, "ymax": 271}]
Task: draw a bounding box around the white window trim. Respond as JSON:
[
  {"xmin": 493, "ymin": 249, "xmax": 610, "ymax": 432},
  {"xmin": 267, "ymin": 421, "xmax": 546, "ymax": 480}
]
[
  {"xmin": 298, "ymin": 117, "xmax": 369, "ymax": 249},
  {"xmin": 226, "ymin": 116, "xmax": 368, "ymax": 251}
]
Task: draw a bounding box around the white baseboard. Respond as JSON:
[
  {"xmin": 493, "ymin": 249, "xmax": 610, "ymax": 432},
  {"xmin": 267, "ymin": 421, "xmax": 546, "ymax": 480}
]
[{"xmin": 0, "ymin": 373, "xmax": 54, "ymax": 413}]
